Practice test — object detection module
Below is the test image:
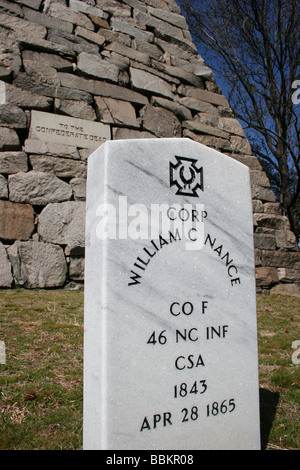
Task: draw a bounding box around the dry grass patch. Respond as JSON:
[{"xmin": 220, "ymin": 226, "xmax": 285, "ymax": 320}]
[
  {"xmin": 0, "ymin": 288, "xmax": 83, "ymax": 450},
  {"xmin": 0, "ymin": 289, "xmax": 299, "ymax": 450},
  {"xmin": 257, "ymin": 295, "xmax": 300, "ymax": 450}
]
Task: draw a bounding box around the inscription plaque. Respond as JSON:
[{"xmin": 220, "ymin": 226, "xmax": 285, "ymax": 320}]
[
  {"xmin": 83, "ymin": 138, "xmax": 261, "ymax": 450},
  {"xmin": 29, "ymin": 111, "xmax": 110, "ymax": 149}
]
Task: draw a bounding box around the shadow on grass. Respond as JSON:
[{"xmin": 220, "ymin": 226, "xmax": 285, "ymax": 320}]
[{"xmin": 259, "ymin": 388, "xmax": 280, "ymax": 450}]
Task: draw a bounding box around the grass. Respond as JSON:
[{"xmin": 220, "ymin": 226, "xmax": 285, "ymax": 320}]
[
  {"xmin": 0, "ymin": 289, "xmax": 299, "ymax": 450},
  {"xmin": 256, "ymin": 295, "xmax": 300, "ymax": 450},
  {"xmin": 0, "ymin": 289, "xmax": 83, "ymax": 450}
]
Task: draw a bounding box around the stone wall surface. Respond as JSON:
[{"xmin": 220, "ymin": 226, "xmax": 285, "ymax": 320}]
[{"xmin": 0, "ymin": 0, "xmax": 299, "ymax": 295}]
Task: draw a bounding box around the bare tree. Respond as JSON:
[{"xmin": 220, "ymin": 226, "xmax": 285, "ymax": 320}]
[{"xmin": 178, "ymin": 0, "xmax": 300, "ymax": 243}]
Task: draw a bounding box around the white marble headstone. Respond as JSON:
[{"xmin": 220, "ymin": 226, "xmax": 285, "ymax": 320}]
[{"xmin": 83, "ymin": 138, "xmax": 261, "ymax": 450}]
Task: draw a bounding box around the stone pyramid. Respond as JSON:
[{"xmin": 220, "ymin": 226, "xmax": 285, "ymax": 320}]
[{"xmin": 0, "ymin": 0, "xmax": 299, "ymax": 295}]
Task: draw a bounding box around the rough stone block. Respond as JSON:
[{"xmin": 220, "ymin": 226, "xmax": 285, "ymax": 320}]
[
  {"xmin": 69, "ymin": 256, "xmax": 85, "ymax": 280},
  {"xmin": 75, "ymin": 26, "xmax": 105, "ymax": 46},
  {"xmin": 254, "ymin": 232, "xmax": 276, "ymax": 250},
  {"xmin": 250, "ymin": 170, "xmax": 270, "ymax": 188},
  {"xmin": 275, "ymin": 229, "xmax": 298, "ymax": 250},
  {"xmin": 251, "ymin": 186, "xmax": 276, "ymax": 203},
  {"xmin": 229, "ymin": 136, "xmax": 252, "ymax": 155},
  {"xmin": 0, "ymin": 173, "xmax": 7, "ymax": 198},
  {"xmin": 101, "ymin": 0, "xmax": 131, "ymax": 17},
  {"xmin": 0, "ymin": 127, "xmax": 20, "ymax": 150},
  {"xmin": 70, "ymin": 177, "xmax": 86, "ymax": 201},
  {"xmin": 8, "ymin": 171, "xmax": 72, "ymax": 205},
  {"xmin": 54, "ymin": 98, "xmax": 96, "ymax": 121},
  {"xmin": 29, "ymin": 155, "xmax": 87, "ymax": 179},
  {"xmin": 147, "ymin": 6, "xmax": 189, "ymax": 29},
  {"xmin": 38, "ymin": 201, "xmax": 85, "ymax": 252},
  {"xmin": 183, "ymin": 119, "xmax": 229, "ymax": 139},
  {"xmin": 176, "ymin": 96, "xmax": 217, "ymax": 113},
  {"xmin": 0, "ymin": 65, "xmax": 11, "ymax": 81},
  {"xmin": 46, "ymin": 2, "xmax": 94, "ymax": 30},
  {"xmin": 102, "ymin": 50, "xmax": 130, "ymax": 71},
  {"xmin": 182, "ymin": 128, "xmax": 227, "ymax": 150},
  {"xmin": 22, "ymin": 50, "xmax": 73, "ymax": 72},
  {"xmin": 23, "ymin": 56, "xmax": 60, "ymax": 87},
  {"xmin": 24, "ymin": 139, "xmax": 80, "ymax": 160},
  {"xmin": 0, "ymin": 81, "xmax": 53, "ymax": 110},
  {"xmin": 59, "ymin": 72, "xmax": 148, "ymax": 105},
  {"xmin": 15, "ymin": 0, "xmax": 42, "ymax": 10},
  {"xmin": 277, "ymin": 268, "xmax": 300, "ymax": 283},
  {"xmin": 134, "ymin": 9, "xmax": 185, "ymax": 43},
  {"xmin": 111, "ymin": 17, "xmax": 154, "ymax": 42},
  {"xmin": 78, "ymin": 148, "xmax": 94, "ymax": 161},
  {"xmin": 0, "ymin": 241, "xmax": 12, "ymax": 287},
  {"xmin": 23, "ymin": 6, "xmax": 74, "ymax": 33},
  {"xmin": 152, "ymin": 60, "xmax": 203, "ymax": 87},
  {"xmin": 133, "ymin": 38, "xmax": 162, "ymax": 60},
  {"xmin": 270, "ymin": 283, "xmax": 300, "ymax": 298},
  {"xmin": 170, "ymin": 54, "xmax": 204, "ymax": 71},
  {"xmin": 89, "ymin": 15, "xmax": 110, "ymax": 29},
  {"xmin": 105, "ymin": 41, "xmax": 151, "ymax": 66},
  {"xmin": 7, "ymin": 240, "xmax": 67, "ymax": 288},
  {"xmin": 254, "ymin": 214, "xmax": 290, "ymax": 231},
  {"xmin": 0, "ymin": 104, "xmax": 27, "ymax": 128},
  {"xmin": 77, "ymin": 52, "xmax": 120, "ymax": 82},
  {"xmin": 121, "ymin": 0, "xmax": 147, "ymax": 11},
  {"xmin": 140, "ymin": 104, "xmax": 181, "ymax": 137},
  {"xmin": 229, "ymin": 154, "xmax": 262, "ymax": 171},
  {"xmin": 95, "ymin": 96, "xmax": 138, "ymax": 127},
  {"xmin": 263, "ymin": 202, "xmax": 281, "ymax": 215},
  {"xmin": 97, "ymin": 27, "xmax": 131, "ymax": 47},
  {"xmin": 0, "ymin": 200, "xmax": 34, "ymax": 241},
  {"xmin": 178, "ymin": 85, "xmax": 229, "ymax": 107},
  {"xmin": 11, "ymin": 71, "xmax": 50, "ymax": 96},
  {"xmin": 150, "ymin": 96, "xmax": 192, "ymax": 120},
  {"xmin": 196, "ymin": 113, "xmax": 220, "ymax": 128},
  {"xmin": 144, "ymin": 0, "xmax": 169, "ymax": 10},
  {"xmin": 0, "ymin": 0, "xmax": 23, "ymax": 17},
  {"xmin": 256, "ymin": 267, "xmax": 279, "ymax": 287},
  {"xmin": 112, "ymin": 128, "xmax": 156, "ymax": 140},
  {"xmin": 0, "ymin": 12, "xmax": 47, "ymax": 39},
  {"xmin": 130, "ymin": 60, "xmax": 180, "ymax": 85},
  {"xmin": 0, "ymin": 151, "xmax": 28, "ymax": 173},
  {"xmin": 219, "ymin": 117, "xmax": 244, "ymax": 137},
  {"xmin": 252, "ymin": 200, "xmax": 264, "ymax": 213},
  {"xmin": 261, "ymin": 250, "xmax": 300, "ymax": 269},
  {"xmin": 193, "ymin": 65, "xmax": 215, "ymax": 80},
  {"xmin": 69, "ymin": 0, "xmax": 109, "ymax": 20},
  {"xmin": 255, "ymin": 248, "xmax": 262, "ymax": 267},
  {"xmin": 130, "ymin": 67, "xmax": 174, "ymax": 99},
  {"xmin": 155, "ymin": 37, "xmax": 195, "ymax": 60},
  {"xmin": 156, "ymin": 30, "xmax": 197, "ymax": 54},
  {"xmin": 7, "ymin": 28, "xmax": 75, "ymax": 58},
  {"xmin": 47, "ymin": 29, "xmax": 99, "ymax": 56}
]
